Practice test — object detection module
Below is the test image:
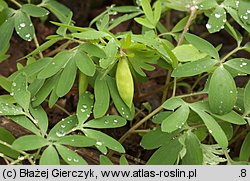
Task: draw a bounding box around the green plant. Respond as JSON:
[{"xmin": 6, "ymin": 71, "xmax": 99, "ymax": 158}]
[{"xmin": 0, "ymin": 0, "xmax": 249, "ymax": 165}]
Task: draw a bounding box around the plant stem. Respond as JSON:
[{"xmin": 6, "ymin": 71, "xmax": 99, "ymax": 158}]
[
  {"xmin": 33, "ymin": 34, "xmax": 43, "ymax": 59},
  {"xmin": 220, "ymin": 46, "xmax": 242, "ymax": 63},
  {"xmin": 0, "ymin": 140, "xmax": 34, "ymax": 165},
  {"xmin": 132, "ymin": 129, "xmax": 151, "ymax": 133},
  {"xmin": 223, "ymin": 150, "xmax": 233, "ymax": 164},
  {"xmin": 8, "ymin": 0, "xmax": 22, "ymax": 8},
  {"xmin": 45, "ymin": 99, "xmax": 71, "ymax": 116},
  {"xmin": 161, "ymin": 69, "xmax": 172, "ymax": 103},
  {"xmin": 45, "ymin": 40, "xmax": 72, "ymax": 57},
  {"xmin": 107, "ymin": 91, "xmax": 207, "ymax": 158},
  {"xmin": 176, "ymin": 91, "xmax": 207, "ymax": 98},
  {"xmin": 177, "ymin": 7, "xmax": 197, "ymax": 46},
  {"xmin": 172, "ymin": 78, "xmax": 177, "ymax": 97},
  {"xmin": 0, "ymin": 154, "xmax": 14, "ymax": 164},
  {"xmin": 191, "ymin": 73, "xmax": 209, "ymax": 91},
  {"xmin": 107, "ymin": 106, "xmax": 163, "ymax": 158},
  {"xmin": 229, "ymin": 126, "xmax": 250, "ymax": 145},
  {"xmin": 53, "ymin": 103, "xmax": 71, "ymax": 116}
]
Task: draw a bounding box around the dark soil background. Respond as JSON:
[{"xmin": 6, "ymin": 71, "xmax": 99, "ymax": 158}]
[{"xmin": 0, "ymin": 0, "xmax": 249, "ymax": 164}]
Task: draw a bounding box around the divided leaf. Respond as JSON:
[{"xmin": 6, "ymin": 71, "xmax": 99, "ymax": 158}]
[
  {"xmin": 14, "ymin": 11, "xmax": 34, "ymax": 41},
  {"xmin": 57, "ymin": 135, "xmax": 95, "ymax": 147},
  {"xmin": 208, "ymin": 66, "xmax": 237, "ymax": 115},
  {"xmin": 40, "ymin": 145, "xmax": 60, "ymax": 165},
  {"xmin": 244, "ymin": 80, "xmax": 250, "ymax": 115},
  {"xmin": 207, "ymin": 6, "xmax": 227, "ymax": 33},
  {"xmin": 172, "ymin": 44, "xmax": 207, "ymax": 62},
  {"xmin": 48, "ymin": 115, "xmax": 78, "ymax": 141},
  {"xmin": 21, "ymin": 4, "xmax": 49, "ymax": 17},
  {"xmin": 184, "ymin": 33, "xmax": 219, "ymax": 60},
  {"xmin": 77, "ymin": 91, "xmax": 94, "ymax": 125},
  {"xmin": 0, "ymin": 17, "xmax": 14, "ymax": 53},
  {"xmin": 224, "ymin": 58, "xmax": 250, "ymax": 74},
  {"xmin": 9, "ymin": 115, "xmax": 40, "ymax": 135},
  {"xmin": 0, "ymin": 103, "xmax": 24, "ymax": 116},
  {"xmin": 239, "ymin": 132, "xmax": 250, "ymax": 161},
  {"xmin": 12, "ymin": 135, "xmax": 48, "ymax": 151},
  {"xmin": 161, "ymin": 104, "xmax": 189, "ymax": 133},
  {"xmin": 172, "ymin": 58, "xmax": 217, "ymax": 77},
  {"xmin": 0, "ymin": 127, "xmax": 19, "ymax": 158},
  {"xmin": 11, "ymin": 73, "xmax": 31, "ymax": 112},
  {"xmin": 75, "ymin": 50, "xmax": 96, "ymax": 76},
  {"xmin": 56, "ymin": 58, "xmax": 77, "ymax": 97},
  {"xmin": 192, "ymin": 108, "xmax": 228, "ymax": 149},
  {"xmin": 147, "ymin": 138, "xmax": 182, "ymax": 165},
  {"xmin": 83, "ymin": 115, "xmax": 126, "ymax": 129},
  {"xmin": 38, "ymin": 51, "xmax": 72, "ymax": 79},
  {"xmin": 56, "ymin": 144, "xmax": 87, "ymax": 165},
  {"xmin": 93, "ymin": 75, "xmax": 110, "ymax": 118},
  {"xmin": 30, "ymin": 105, "xmax": 49, "ymax": 136},
  {"xmin": 140, "ymin": 128, "xmax": 176, "ymax": 149},
  {"xmin": 182, "ymin": 131, "xmax": 203, "ymax": 165},
  {"xmin": 83, "ymin": 129, "xmax": 125, "ymax": 154}
]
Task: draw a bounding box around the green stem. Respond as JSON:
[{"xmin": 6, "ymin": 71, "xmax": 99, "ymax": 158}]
[
  {"xmin": 172, "ymin": 77, "xmax": 177, "ymax": 97},
  {"xmin": 8, "ymin": 0, "xmax": 22, "ymax": 8},
  {"xmin": 0, "ymin": 154, "xmax": 15, "ymax": 164},
  {"xmin": 33, "ymin": 34, "xmax": 43, "ymax": 59},
  {"xmin": 161, "ymin": 69, "xmax": 172, "ymax": 103},
  {"xmin": 53, "ymin": 103, "xmax": 71, "ymax": 116},
  {"xmin": 116, "ymin": 106, "xmax": 164, "ymax": 144},
  {"xmin": 191, "ymin": 73, "xmax": 209, "ymax": 91},
  {"xmin": 176, "ymin": 91, "xmax": 207, "ymax": 98},
  {"xmin": 45, "ymin": 99, "xmax": 71, "ymax": 116},
  {"xmin": 229, "ymin": 126, "xmax": 250, "ymax": 145},
  {"xmin": 220, "ymin": 46, "xmax": 242, "ymax": 63},
  {"xmin": 0, "ymin": 140, "xmax": 34, "ymax": 165},
  {"xmin": 224, "ymin": 150, "xmax": 233, "ymax": 164}
]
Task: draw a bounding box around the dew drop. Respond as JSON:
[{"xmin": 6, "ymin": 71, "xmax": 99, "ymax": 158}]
[
  {"xmin": 12, "ymin": 82, "xmax": 17, "ymax": 87},
  {"xmin": 80, "ymin": 108, "xmax": 85, "ymax": 113},
  {"xmin": 242, "ymin": 15, "xmax": 248, "ymax": 20},
  {"xmin": 61, "ymin": 124, "xmax": 66, "ymax": 128},
  {"xmin": 67, "ymin": 157, "xmax": 72, "ymax": 161},
  {"xmin": 73, "ymin": 158, "xmax": 79, "ymax": 162},
  {"xmin": 208, "ymin": 130, "xmax": 212, "ymax": 134},
  {"xmin": 56, "ymin": 129, "xmax": 65, "ymax": 137},
  {"xmin": 113, "ymin": 119, "xmax": 118, "ymax": 123},
  {"xmin": 96, "ymin": 141, "xmax": 102, "ymax": 146},
  {"xmin": 10, "ymin": 92, "xmax": 14, "ymax": 96},
  {"xmin": 20, "ymin": 23, "xmax": 26, "ymax": 27},
  {"xmin": 25, "ymin": 34, "xmax": 31, "ymax": 38},
  {"xmin": 206, "ymin": 24, "xmax": 211, "ymax": 29},
  {"xmin": 18, "ymin": 156, "xmax": 24, "ymax": 160},
  {"xmin": 215, "ymin": 13, "xmax": 221, "ymax": 18},
  {"xmin": 104, "ymin": 120, "xmax": 109, "ymax": 124}
]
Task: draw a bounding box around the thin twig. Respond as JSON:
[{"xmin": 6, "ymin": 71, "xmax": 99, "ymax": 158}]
[
  {"xmin": 177, "ymin": 7, "xmax": 197, "ymax": 46},
  {"xmin": 161, "ymin": 69, "xmax": 172, "ymax": 103},
  {"xmin": 8, "ymin": 0, "xmax": 22, "ymax": 8},
  {"xmin": 33, "ymin": 34, "xmax": 44, "ymax": 59}
]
